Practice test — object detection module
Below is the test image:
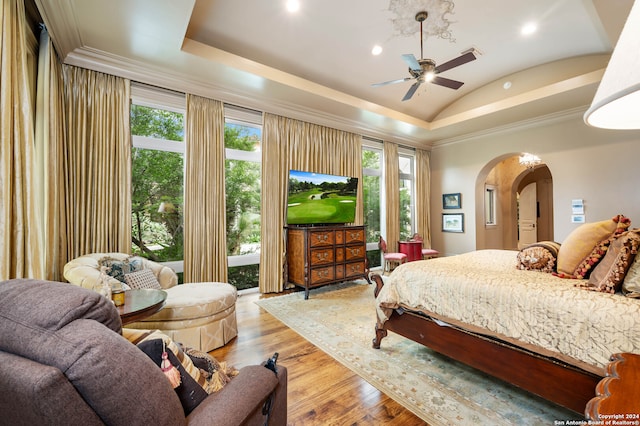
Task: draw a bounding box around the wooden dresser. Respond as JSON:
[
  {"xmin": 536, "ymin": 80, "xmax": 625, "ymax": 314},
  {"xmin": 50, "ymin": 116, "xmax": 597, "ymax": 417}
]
[{"xmin": 285, "ymin": 225, "xmax": 370, "ymax": 299}]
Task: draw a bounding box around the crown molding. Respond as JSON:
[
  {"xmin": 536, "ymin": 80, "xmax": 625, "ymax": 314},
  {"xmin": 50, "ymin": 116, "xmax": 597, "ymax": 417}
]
[
  {"xmin": 431, "ymin": 106, "xmax": 587, "ymax": 150},
  {"xmin": 35, "ymin": 0, "xmax": 82, "ymax": 58}
]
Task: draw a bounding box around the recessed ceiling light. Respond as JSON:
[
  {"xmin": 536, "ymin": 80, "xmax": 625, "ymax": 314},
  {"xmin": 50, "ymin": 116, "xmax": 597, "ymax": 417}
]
[
  {"xmin": 503, "ymin": 81, "xmax": 512, "ymax": 89},
  {"xmin": 286, "ymin": 0, "xmax": 300, "ymax": 13},
  {"xmin": 371, "ymin": 45, "xmax": 383, "ymax": 56},
  {"xmin": 521, "ymin": 22, "xmax": 537, "ymax": 36}
]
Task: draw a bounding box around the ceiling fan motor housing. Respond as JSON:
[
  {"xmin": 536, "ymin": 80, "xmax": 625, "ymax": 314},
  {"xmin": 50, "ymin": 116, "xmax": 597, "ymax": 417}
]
[{"xmin": 409, "ymin": 58, "xmax": 435, "ymax": 79}]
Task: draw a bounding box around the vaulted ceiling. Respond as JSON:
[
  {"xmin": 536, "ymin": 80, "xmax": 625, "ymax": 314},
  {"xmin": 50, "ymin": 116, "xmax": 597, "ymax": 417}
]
[{"xmin": 35, "ymin": 0, "xmax": 633, "ymax": 147}]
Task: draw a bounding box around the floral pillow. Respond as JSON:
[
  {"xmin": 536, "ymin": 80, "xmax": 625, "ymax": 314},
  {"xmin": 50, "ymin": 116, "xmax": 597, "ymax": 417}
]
[
  {"xmin": 517, "ymin": 241, "xmax": 561, "ymax": 273},
  {"xmin": 98, "ymin": 256, "xmax": 143, "ymax": 283}
]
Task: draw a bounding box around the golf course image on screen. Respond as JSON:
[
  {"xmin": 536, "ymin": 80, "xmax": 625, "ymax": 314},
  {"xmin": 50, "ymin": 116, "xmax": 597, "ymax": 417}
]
[{"xmin": 286, "ymin": 170, "xmax": 358, "ymax": 225}]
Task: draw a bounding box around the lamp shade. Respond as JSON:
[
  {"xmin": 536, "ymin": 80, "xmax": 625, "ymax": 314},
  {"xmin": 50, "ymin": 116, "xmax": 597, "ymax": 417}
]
[{"xmin": 584, "ymin": 0, "xmax": 640, "ymax": 129}]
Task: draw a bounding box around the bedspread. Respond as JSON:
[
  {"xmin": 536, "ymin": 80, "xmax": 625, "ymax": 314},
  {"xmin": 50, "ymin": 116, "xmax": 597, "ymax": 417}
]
[{"xmin": 376, "ymin": 249, "xmax": 640, "ymax": 373}]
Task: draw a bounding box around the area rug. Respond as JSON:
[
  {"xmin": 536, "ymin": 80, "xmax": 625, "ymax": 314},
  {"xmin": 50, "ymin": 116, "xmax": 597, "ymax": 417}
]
[{"xmin": 255, "ymin": 282, "xmax": 583, "ymax": 425}]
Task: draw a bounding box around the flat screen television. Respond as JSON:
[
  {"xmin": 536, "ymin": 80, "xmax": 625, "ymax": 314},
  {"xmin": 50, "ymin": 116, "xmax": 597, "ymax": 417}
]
[{"xmin": 286, "ymin": 169, "xmax": 358, "ymax": 226}]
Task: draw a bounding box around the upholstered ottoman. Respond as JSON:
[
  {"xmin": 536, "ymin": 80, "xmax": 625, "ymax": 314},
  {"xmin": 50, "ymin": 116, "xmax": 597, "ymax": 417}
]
[{"xmin": 124, "ymin": 282, "xmax": 238, "ymax": 352}]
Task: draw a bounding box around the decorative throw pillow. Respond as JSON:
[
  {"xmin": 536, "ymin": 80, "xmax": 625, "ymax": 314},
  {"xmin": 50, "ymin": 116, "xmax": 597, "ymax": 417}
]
[
  {"xmin": 124, "ymin": 269, "xmax": 162, "ymax": 290},
  {"xmin": 571, "ymin": 237, "xmax": 612, "ymax": 279},
  {"xmin": 516, "ymin": 241, "xmax": 561, "ymax": 273},
  {"xmin": 577, "ymin": 229, "xmax": 640, "ymax": 294},
  {"xmin": 622, "ymin": 255, "xmax": 640, "ymax": 298},
  {"xmin": 98, "ymin": 256, "xmax": 144, "ymax": 283},
  {"xmin": 556, "ymin": 214, "xmax": 630, "ymax": 276},
  {"xmin": 137, "ymin": 338, "xmax": 208, "ymax": 415},
  {"xmin": 124, "ymin": 329, "xmax": 238, "ymax": 395}
]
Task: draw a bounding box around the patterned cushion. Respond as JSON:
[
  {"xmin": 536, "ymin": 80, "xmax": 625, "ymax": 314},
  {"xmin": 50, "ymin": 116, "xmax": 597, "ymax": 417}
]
[
  {"xmin": 384, "ymin": 253, "xmax": 407, "ymax": 261},
  {"xmin": 622, "ymin": 255, "xmax": 640, "ymax": 298},
  {"xmin": 99, "ymin": 256, "xmax": 144, "ymax": 283},
  {"xmin": 557, "ymin": 214, "xmax": 630, "ymax": 276},
  {"xmin": 125, "ymin": 329, "xmax": 238, "ymax": 414},
  {"xmin": 578, "ymin": 229, "xmax": 640, "ymax": 294},
  {"xmin": 124, "ymin": 269, "xmax": 162, "ymax": 290},
  {"xmin": 516, "ymin": 241, "xmax": 560, "ymax": 273}
]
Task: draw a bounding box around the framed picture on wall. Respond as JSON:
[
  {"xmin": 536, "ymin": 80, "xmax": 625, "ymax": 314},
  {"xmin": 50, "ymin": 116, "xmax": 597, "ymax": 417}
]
[
  {"xmin": 443, "ymin": 193, "xmax": 461, "ymax": 209},
  {"xmin": 442, "ymin": 213, "xmax": 464, "ymax": 233}
]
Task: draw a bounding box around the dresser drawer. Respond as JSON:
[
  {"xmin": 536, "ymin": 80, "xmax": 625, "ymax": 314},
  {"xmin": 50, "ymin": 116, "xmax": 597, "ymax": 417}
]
[
  {"xmin": 310, "ymin": 266, "xmax": 334, "ymax": 284},
  {"xmin": 309, "ymin": 230, "xmax": 334, "ymax": 247},
  {"xmin": 344, "ymin": 261, "xmax": 366, "ymax": 278},
  {"xmin": 310, "ymin": 248, "xmax": 334, "ymax": 266},
  {"xmin": 344, "ymin": 228, "xmax": 365, "ymax": 244},
  {"xmin": 345, "ymin": 245, "xmax": 364, "ymax": 261}
]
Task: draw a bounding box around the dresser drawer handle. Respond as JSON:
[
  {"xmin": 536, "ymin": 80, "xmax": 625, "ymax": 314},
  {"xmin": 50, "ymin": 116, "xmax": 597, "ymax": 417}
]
[
  {"xmin": 315, "ymin": 252, "xmax": 329, "ymax": 261},
  {"xmin": 315, "ymin": 234, "xmax": 329, "ymax": 243}
]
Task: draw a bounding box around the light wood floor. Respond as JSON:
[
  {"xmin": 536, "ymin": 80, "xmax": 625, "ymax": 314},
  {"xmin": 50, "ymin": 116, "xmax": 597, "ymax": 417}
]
[{"xmin": 209, "ymin": 288, "xmax": 426, "ymax": 426}]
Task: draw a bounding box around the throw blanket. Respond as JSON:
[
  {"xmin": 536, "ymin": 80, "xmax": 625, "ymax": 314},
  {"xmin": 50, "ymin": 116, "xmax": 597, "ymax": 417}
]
[{"xmin": 376, "ymin": 249, "xmax": 640, "ymax": 374}]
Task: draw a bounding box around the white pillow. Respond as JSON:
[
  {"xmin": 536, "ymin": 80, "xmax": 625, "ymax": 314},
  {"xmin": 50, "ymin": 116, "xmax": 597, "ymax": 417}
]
[{"xmin": 124, "ymin": 269, "xmax": 162, "ymax": 290}]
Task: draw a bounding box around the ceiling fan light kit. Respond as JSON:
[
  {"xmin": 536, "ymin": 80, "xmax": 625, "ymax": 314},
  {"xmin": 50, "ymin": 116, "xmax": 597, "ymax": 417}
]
[{"xmin": 373, "ymin": 10, "xmax": 477, "ymax": 101}]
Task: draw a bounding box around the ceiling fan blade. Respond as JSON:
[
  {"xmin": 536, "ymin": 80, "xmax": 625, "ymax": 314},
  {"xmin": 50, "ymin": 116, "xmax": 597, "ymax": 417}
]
[
  {"xmin": 402, "ymin": 81, "xmax": 422, "ymax": 101},
  {"xmin": 434, "ymin": 51, "xmax": 477, "ymax": 74},
  {"xmin": 401, "ymin": 54, "xmax": 421, "ymax": 72},
  {"xmin": 371, "ymin": 77, "xmax": 412, "ymax": 87},
  {"xmin": 431, "ymin": 76, "xmax": 464, "ymax": 90}
]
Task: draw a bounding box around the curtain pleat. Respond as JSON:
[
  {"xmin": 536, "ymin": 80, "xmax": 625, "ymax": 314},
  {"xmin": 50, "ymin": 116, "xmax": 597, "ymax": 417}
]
[
  {"xmin": 35, "ymin": 28, "xmax": 67, "ymax": 280},
  {"xmin": 383, "ymin": 142, "xmax": 400, "ymax": 252},
  {"xmin": 260, "ymin": 113, "xmax": 362, "ymax": 293},
  {"xmin": 63, "ymin": 66, "xmax": 131, "ymax": 260},
  {"xmin": 184, "ymin": 94, "xmax": 227, "ymax": 283},
  {"xmin": 0, "ymin": 0, "xmax": 44, "ymax": 279},
  {"xmin": 415, "ymin": 148, "xmax": 432, "ymax": 247}
]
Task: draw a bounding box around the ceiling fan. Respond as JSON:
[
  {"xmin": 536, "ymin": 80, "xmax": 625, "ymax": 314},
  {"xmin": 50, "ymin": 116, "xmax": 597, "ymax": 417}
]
[{"xmin": 372, "ymin": 11, "xmax": 477, "ymax": 101}]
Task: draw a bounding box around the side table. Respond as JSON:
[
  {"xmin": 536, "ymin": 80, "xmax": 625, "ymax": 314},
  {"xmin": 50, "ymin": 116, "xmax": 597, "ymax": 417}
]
[
  {"xmin": 117, "ymin": 289, "xmax": 167, "ymax": 325},
  {"xmin": 398, "ymin": 240, "xmax": 423, "ymax": 262}
]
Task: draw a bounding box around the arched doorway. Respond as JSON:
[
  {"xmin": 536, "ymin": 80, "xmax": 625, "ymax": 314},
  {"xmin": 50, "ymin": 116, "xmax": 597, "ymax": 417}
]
[{"xmin": 475, "ymin": 154, "xmax": 553, "ymax": 250}]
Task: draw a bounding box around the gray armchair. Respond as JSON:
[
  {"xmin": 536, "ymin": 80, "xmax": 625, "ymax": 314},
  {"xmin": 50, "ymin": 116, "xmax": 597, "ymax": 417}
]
[{"xmin": 0, "ymin": 279, "xmax": 287, "ymax": 425}]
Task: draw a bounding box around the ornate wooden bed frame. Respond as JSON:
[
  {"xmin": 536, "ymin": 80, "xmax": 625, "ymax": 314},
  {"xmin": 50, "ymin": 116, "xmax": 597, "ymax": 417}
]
[{"xmin": 370, "ymin": 273, "xmax": 602, "ymax": 414}]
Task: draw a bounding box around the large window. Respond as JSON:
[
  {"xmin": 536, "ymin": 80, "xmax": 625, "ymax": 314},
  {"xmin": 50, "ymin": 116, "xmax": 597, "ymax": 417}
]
[
  {"xmin": 398, "ymin": 150, "xmax": 416, "ymax": 241},
  {"xmin": 130, "ymin": 87, "xmax": 262, "ymax": 290},
  {"xmin": 224, "ymin": 106, "xmax": 262, "ymax": 290},
  {"xmin": 362, "ymin": 142, "xmax": 383, "ymax": 268},
  {"xmin": 130, "ymin": 87, "xmax": 186, "ymax": 278}
]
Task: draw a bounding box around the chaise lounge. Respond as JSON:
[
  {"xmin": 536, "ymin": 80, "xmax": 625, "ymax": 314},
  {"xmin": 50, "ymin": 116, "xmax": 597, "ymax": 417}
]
[{"xmin": 63, "ymin": 253, "xmax": 238, "ymax": 352}]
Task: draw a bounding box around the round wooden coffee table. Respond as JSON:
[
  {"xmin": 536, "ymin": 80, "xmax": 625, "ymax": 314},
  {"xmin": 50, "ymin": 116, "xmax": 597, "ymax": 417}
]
[{"xmin": 117, "ymin": 289, "xmax": 167, "ymax": 325}]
